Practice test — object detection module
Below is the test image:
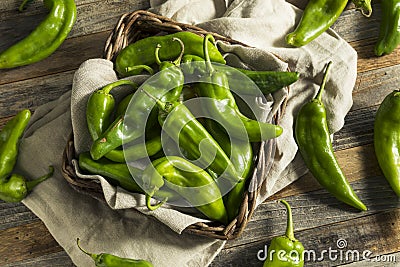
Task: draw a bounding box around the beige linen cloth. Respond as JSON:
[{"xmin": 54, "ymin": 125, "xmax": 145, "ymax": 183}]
[{"xmin": 16, "ymin": 0, "xmax": 357, "ymax": 266}]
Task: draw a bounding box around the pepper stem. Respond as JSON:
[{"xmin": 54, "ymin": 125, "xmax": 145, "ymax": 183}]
[
  {"xmin": 203, "ymin": 34, "xmax": 216, "ymax": 74},
  {"xmin": 125, "ymin": 65, "xmax": 154, "ymax": 76},
  {"xmin": 171, "ymin": 37, "xmax": 185, "ymax": 66},
  {"xmin": 146, "ymin": 193, "xmax": 167, "ymax": 211},
  {"xmin": 279, "ymin": 199, "xmax": 296, "ymax": 241},
  {"xmin": 26, "ymin": 166, "xmax": 54, "ymax": 191},
  {"xmin": 315, "ymin": 61, "xmax": 332, "ymax": 102},
  {"xmin": 101, "ymin": 80, "xmax": 138, "ymax": 95},
  {"xmin": 18, "ymin": 0, "xmax": 33, "ymax": 11},
  {"xmin": 76, "ymin": 238, "xmax": 98, "ymax": 261}
]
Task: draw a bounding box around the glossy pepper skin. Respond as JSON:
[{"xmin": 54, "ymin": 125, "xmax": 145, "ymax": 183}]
[
  {"xmin": 0, "ymin": 166, "xmax": 54, "ymax": 202},
  {"xmin": 204, "ymin": 119, "xmax": 253, "ymax": 221},
  {"xmin": 193, "ymin": 35, "xmax": 283, "ymax": 142},
  {"xmin": 0, "ymin": 109, "xmax": 31, "ymax": 180},
  {"xmin": 77, "ymin": 238, "xmax": 154, "ymax": 267},
  {"xmin": 182, "ymin": 54, "xmax": 299, "ymax": 95},
  {"xmin": 86, "ymin": 80, "xmax": 137, "ymax": 141},
  {"xmin": 286, "ymin": 0, "xmax": 348, "ymax": 47},
  {"xmin": 374, "ymin": 0, "xmax": 400, "ymax": 56},
  {"xmin": 0, "ymin": 0, "xmax": 77, "ymax": 69},
  {"xmin": 90, "ymin": 38, "xmax": 185, "ymax": 160},
  {"xmin": 115, "ymin": 32, "xmax": 225, "ymax": 76},
  {"xmin": 263, "ymin": 200, "xmax": 304, "ymax": 267},
  {"xmin": 155, "ymin": 99, "xmax": 241, "ymax": 185},
  {"xmin": 374, "ymin": 90, "xmax": 400, "ymax": 196},
  {"xmin": 142, "ymin": 156, "xmax": 228, "ymax": 224},
  {"xmin": 295, "ymin": 62, "xmax": 367, "ymax": 211}
]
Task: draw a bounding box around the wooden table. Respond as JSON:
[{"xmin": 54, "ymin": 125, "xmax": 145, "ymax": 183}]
[{"xmin": 1, "ymin": 1, "xmax": 399, "ymax": 266}]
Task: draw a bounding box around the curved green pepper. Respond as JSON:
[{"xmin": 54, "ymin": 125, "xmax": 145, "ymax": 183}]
[
  {"xmin": 0, "ymin": 0, "xmax": 77, "ymax": 69},
  {"xmin": 263, "ymin": 200, "xmax": 304, "ymax": 267},
  {"xmin": 0, "ymin": 166, "xmax": 54, "ymax": 203},
  {"xmin": 90, "ymin": 39, "xmax": 185, "ymax": 160},
  {"xmin": 192, "ymin": 35, "xmax": 283, "ymax": 142},
  {"xmin": 77, "ymin": 238, "xmax": 154, "ymax": 267},
  {"xmin": 86, "ymin": 80, "xmax": 137, "ymax": 141},
  {"xmin": 0, "ymin": 109, "xmax": 31, "ymax": 181},
  {"xmin": 182, "ymin": 54, "xmax": 299, "ymax": 95},
  {"xmin": 374, "ymin": 90, "xmax": 400, "ymax": 196},
  {"xmin": 374, "ymin": 0, "xmax": 400, "ymax": 56},
  {"xmin": 115, "ymin": 32, "xmax": 225, "ymax": 77},
  {"xmin": 295, "ymin": 62, "xmax": 367, "ymax": 211},
  {"xmin": 142, "ymin": 156, "xmax": 228, "ymax": 224},
  {"xmin": 285, "ymin": 0, "xmax": 348, "ymax": 47},
  {"xmin": 204, "ymin": 119, "xmax": 253, "ymax": 221}
]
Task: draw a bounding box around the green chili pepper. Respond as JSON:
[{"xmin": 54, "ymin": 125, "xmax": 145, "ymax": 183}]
[
  {"xmin": 374, "ymin": 0, "xmax": 400, "ymax": 56},
  {"xmin": 143, "ymin": 156, "xmax": 228, "ymax": 224},
  {"xmin": 104, "ymin": 135, "xmax": 162, "ymax": 163},
  {"xmin": 0, "ymin": 166, "xmax": 54, "ymax": 203},
  {"xmin": 295, "ymin": 62, "xmax": 367, "ymax": 211},
  {"xmin": 182, "ymin": 54, "xmax": 299, "ymax": 95},
  {"xmin": 90, "ymin": 38, "xmax": 185, "ymax": 160},
  {"xmin": 192, "ymin": 35, "xmax": 283, "ymax": 142},
  {"xmin": 352, "ymin": 0, "xmax": 372, "ymax": 17},
  {"xmin": 86, "ymin": 80, "xmax": 138, "ymax": 141},
  {"xmin": 0, "ymin": 109, "xmax": 31, "ymax": 181},
  {"xmin": 115, "ymin": 32, "xmax": 225, "ymax": 77},
  {"xmin": 153, "ymin": 98, "xmax": 241, "ymax": 185},
  {"xmin": 285, "ymin": 0, "xmax": 348, "ymax": 47},
  {"xmin": 77, "ymin": 238, "xmax": 153, "ymax": 267},
  {"xmin": 0, "ymin": 0, "xmax": 77, "ymax": 69},
  {"xmin": 374, "ymin": 90, "xmax": 400, "ymax": 197},
  {"xmin": 78, "ymin": 152, "xmax": 144, "ymax": 193},
  {"xmin": 263, "ymin": 200, "xmax": 304, "ymax": 267},
  {"xmin": 203, "ymin": 119, "xmax": 253, "ymax": 221},
  {"xmin": 115, "ymin": 93, "xmax": 133, "ymax": 118}
]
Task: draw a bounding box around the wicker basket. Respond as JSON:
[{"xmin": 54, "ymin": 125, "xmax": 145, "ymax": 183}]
[{"xmin": 61, "ymin": 10, "xmax": 288, "ymax": 240}]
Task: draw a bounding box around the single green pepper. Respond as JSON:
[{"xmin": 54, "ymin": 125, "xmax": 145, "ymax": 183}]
[
  {"xmin": 115, "ymin": 32, "xmax": 225, "ymax": 77},
  {"xmin": 295, "ymin": 62, "xmax": 367, "ymax": 211},
  {"xmin": 285, "ymin": 0, "xmax": 348, "ymax": 47},
  {"xmin": 204, "ymin": 119, "xmax": 254, "ymax": 221},
  {"xmin": 352, "ymin": 0, "xmax": 372, "ymax": 17},
  {"xmin": 77, "ymin": 238, "xmax": 154, "ymax": 267},
  {"xmin": 0, "ymin": 109, "xmax": 31, "ymax": 181},
  {"xmin": 374, "ymin": 0, "xmax": 400, "ymax": 56},
  {"xmin": 115, "ymin": 93, "xmax": 133, "ymax": 118},
  {"xmin": 192, "ymin": 35, "xmax": 283, "ymax": 142},
  {"xmin": 105, "ymin": 135, "xmax": 162, "ymax": 163},
  {"xmin": 142, "ymin": 156, "xmax": 228, "ymax": 224},
  {"xmin": 0, "ymin": 0, "xmax": 77, "ymax": 69},
  {"xmin": 263, "ymin": 200, "xmax": 304, "ymax": 267},
  {"xmin": 86, "ymin": 80, "xmax": 137, "ymax": 141},
  {"xmin": 90, "ymin": 38, "xmax": 185, "ymax": 160},
  {"xmin": 182, "ymin": 54, "xmax": 299, "ymax": 95},
  {"xmin": 374, "ymin": 90, "xmax": 400, "ymax": 197},
  {"xmin": 0, "ymin": 166, "xmax": 54, "ymax": 203},
  {"xmin": 78, "ymin": 152, "xmax": 143, "ymax": 193}
]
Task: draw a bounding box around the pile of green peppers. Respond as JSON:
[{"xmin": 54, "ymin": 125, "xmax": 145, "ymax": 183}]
[
  {"xmin": 79, "ymin": 31, "xmax": 299, "ymax": 223},
  {"xmin": 286, "ymin": 0, "xmax": 400, "ymax": 56}
]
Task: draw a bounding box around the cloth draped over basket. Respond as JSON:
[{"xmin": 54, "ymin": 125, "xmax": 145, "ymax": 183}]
[{"xmin": 16, "ymin": 0, "xmax": 357, "ymax": 266}]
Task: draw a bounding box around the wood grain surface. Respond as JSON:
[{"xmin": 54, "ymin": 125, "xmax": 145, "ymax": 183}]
[{"xmin": 0, "ymin": 0, "xmax": 399, "ymax": 266}]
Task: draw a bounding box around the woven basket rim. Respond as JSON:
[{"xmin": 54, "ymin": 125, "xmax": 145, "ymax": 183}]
[{"xmin": 62, "ymin": 9, "xmax": 289, "ymax": 240}]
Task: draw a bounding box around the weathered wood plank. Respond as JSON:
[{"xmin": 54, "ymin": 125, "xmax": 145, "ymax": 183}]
[
  {"xmin": 212, "ymin": 208, "xmax": 400, "ymax": 267},
  {"xmin": 0, "ymin": 70, "xmax": 74, "ymax": 118},
  {"xmin": 0, "ymin": 220, "xmax": 64, "ymax": 265},
  {"xmin": 0, "ymin": 31, "xmax": 108, "ymax": 85},
  {"xmin": 1, "ymin": 251, "xmax": 75, "ymax": 267},
  {"xmin": 0, "ymin": 201, "xmax": 39, "ymax": 231}
]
